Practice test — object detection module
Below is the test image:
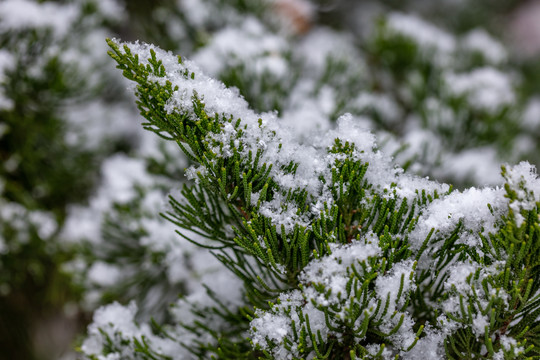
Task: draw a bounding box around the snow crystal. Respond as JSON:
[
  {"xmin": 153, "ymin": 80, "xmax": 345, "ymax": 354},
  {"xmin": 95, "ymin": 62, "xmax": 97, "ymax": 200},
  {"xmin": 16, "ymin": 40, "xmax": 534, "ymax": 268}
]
[
  {"xmin": 252, "ymin": 305, "xmax": 292, "ymax": 344},
  {"xmin": 375, "ymin": 260, "xmax": 416, "ymax": 314},
  {"xmin": 321, "ymin": 114, "xmax": 449, "ymax": 200},
  {"xmin": 320, "ymin": 113, "xmax": 377, "ymax": 153},
  {"xmin": 366, "ymin": 343, "xmax": 393, "ymax": 358},
  {"xmin": 504, "ymin": 162, "xmax": 540, "ymax": 201},
  {"xmin": 259, "ymin": 195, "xmax": 311, "ymax": 234},
  {"xmin": 300, "ymin": 234, "xmax": 381, "ymax": 306},
  {"xmin": 390, "ymin": 313, "xmax": 417, "ymax": 350},
  {"xmin": 401, "ymin": 326, "xmax": 445, "ymax": 359},
  {"xmin": 504, "ymin": 161, "xmax": 540, "ymax": 225},
  {"xmin": 253, "ymin": 237, "xmax": 416, "ymax": 357},
  {"xmin": 409, "ymin": 186, "xmax": 506, "ymax": 252},
  {"xmin": 250, "ymin": 290, "xmax": 327, "ymax": 359},
  {"xmin": 440, "ymin": 260, "xmax": 508, "ymax": 329},
  {"xmin": 472, "ymin": 313, "xmax": 489, "ymax": 337},
  {"xmin": 444, "ymin": 262, "xmax": 477, "ymax": 294},
  {"xmin": 499, "ymin": 335, "xmax": 523, "ymax": 355}
]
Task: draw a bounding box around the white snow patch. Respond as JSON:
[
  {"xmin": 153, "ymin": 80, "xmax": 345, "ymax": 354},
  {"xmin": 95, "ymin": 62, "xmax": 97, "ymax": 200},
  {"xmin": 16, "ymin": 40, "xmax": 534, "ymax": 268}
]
[
  {"xmin": 444, "ymin": 67, "xmax": 515, "ymax": 113},
  {"xmin": 0, "ymin": 0, "xmax": 79, "ymax": 36},
  {"xmin": 462, "ymin": 29, "xmax": 507, "ymax": 64},
  {"xmin": 386, "ymin": 13, "xmax": 456, "ymax": 65},
  {"xmin": 410, "ymin": 186, "xmax": 506, "ymax": 252}
]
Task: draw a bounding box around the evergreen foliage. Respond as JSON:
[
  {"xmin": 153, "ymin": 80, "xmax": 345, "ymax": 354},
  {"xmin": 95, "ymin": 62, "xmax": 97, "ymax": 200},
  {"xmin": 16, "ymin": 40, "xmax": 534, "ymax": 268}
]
[
  {"xmin": 3, "ymin": 1, "xmax": 540, "ymax": 359},
  {"xmin": 0, "ymin": 1, "xmax": 136, "ymax": 358},
  {"xmin": 81, "ymin": 32, "xmax": 540, "ymax": 358}
]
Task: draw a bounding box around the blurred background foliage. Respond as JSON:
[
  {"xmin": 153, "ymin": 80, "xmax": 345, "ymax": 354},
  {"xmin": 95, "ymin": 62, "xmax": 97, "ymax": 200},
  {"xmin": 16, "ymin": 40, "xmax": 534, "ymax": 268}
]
[{"xmin": 1, "ymin": 0, "xmax": 540, "ymax": 359}]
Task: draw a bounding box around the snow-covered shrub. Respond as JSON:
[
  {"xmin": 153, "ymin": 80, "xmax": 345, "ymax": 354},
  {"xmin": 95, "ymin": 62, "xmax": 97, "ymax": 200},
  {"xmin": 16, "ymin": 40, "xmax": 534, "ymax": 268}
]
[
  {"xmin": 4, "ymin": 0, "xmax": 540, "ymax": 359},
  {"xmin": 136, "ymin": 0, "xmax": 540, "ymax": 187},
  {"xmin": 0, "ymin": 0, "xmax": 140, "ymax": 358},
  {"xmin": 79, "ymin": 3, "xmax": 540, "ymax": 355}
]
